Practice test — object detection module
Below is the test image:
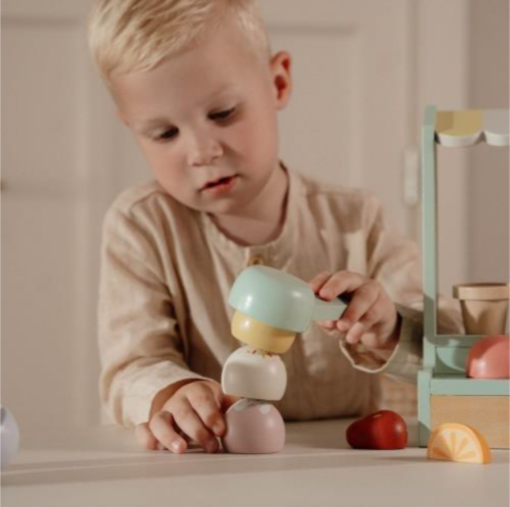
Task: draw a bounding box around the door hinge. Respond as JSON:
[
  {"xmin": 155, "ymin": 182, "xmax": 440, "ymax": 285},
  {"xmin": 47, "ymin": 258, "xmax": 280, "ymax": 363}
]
[{"xmin": 403, "ymin": 147, "xmax": 420, "ymax": 206}]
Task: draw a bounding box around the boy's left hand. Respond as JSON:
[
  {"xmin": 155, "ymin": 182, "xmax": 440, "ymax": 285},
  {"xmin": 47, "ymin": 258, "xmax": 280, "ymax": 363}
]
[{"xmin": 310, "ymin": 270, "xmax": 401, "ymax": 351}]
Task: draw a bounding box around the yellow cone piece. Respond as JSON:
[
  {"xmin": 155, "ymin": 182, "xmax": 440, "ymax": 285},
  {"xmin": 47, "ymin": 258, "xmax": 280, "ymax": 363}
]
[
  {"xmin": 436, "ymin": 110, "xmax": 483, "ymax": 147},
  {"xmin": 427, "ymin": 423, "xmax": 492, "ymax": 464},
  {"xmin": 231, "ymin": 311, "xmax": 296, "ymax": 353}
]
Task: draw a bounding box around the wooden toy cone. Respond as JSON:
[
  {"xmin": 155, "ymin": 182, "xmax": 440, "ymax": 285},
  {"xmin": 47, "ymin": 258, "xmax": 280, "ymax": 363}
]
[{"xmin": 453, "ymin": 283, "xmax": 509, "ymax": 335}]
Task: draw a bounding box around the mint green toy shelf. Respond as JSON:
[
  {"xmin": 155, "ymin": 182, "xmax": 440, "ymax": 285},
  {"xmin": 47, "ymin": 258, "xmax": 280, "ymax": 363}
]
[{"xmin": 417, "ymin": 105, "xmax": 510, "ymax": 447}]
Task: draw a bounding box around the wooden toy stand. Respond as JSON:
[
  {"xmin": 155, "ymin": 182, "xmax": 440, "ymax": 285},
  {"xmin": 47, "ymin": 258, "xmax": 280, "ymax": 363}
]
[{"xmin": 418, "ymin": 106, "xmax": 510, "ymax": 449}]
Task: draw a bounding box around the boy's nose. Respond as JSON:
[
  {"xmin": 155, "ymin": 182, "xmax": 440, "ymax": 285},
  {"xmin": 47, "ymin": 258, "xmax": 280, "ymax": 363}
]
[{"xmin": 188, "ymin": 132, "xmax": 223, "ymax": 167}]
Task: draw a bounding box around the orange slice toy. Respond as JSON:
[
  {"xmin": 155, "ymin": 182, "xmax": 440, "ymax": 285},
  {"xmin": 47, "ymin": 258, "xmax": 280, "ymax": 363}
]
[{"xmin": 427, "ymin": 423, "xmax": 492, "ymax": 464}]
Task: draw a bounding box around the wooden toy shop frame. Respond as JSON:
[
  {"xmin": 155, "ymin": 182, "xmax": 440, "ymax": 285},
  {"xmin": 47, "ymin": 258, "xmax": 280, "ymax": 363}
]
[{"xmin": 418, "ymin": 106, "xmax": 510, "ymax": 448}]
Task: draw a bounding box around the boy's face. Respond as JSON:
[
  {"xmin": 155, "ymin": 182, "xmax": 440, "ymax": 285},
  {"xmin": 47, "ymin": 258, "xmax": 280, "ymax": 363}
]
[{"xmin": 111, "ymin": 13, "xmax": 292, "ymax": 215}]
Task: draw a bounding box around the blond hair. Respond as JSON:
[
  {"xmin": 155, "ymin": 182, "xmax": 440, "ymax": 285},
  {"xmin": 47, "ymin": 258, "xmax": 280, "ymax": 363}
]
[{"xmin": 88, "ymin": 0, "xmax": 271, "ymax": 86}]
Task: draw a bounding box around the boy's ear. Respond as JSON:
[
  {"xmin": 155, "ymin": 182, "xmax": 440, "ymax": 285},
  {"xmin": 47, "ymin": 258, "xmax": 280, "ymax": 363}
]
[{"xmin": 269, "ymin": 51, "xmax": 292, "ymax": 110}]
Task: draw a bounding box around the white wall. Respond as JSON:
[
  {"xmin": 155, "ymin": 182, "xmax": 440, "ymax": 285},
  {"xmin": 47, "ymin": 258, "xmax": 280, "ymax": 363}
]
[{"xmin": 467, "ymin": 0, "xmax": 509, "ymax": 289}]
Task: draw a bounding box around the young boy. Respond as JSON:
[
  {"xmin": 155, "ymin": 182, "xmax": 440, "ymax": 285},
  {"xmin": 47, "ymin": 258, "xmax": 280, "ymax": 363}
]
[{"xmin": 88, "ymin": 0, "xmax": 461, "ymax": 455}]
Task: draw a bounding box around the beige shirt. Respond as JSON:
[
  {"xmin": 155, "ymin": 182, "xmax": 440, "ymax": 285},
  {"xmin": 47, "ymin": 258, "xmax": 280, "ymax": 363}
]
[{"xmin": 98, "ymin": 168, "xmax": 462, "ymax": 427}]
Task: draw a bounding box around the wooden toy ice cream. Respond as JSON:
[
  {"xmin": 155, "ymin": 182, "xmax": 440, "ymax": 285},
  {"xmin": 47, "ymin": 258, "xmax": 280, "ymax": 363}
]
[{"xmin": 221, "ymin": 265, "xmax": 347, "ymax": 454}]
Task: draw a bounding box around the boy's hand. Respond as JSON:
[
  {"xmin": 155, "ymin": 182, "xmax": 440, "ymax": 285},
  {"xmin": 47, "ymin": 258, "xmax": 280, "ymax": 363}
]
[
  {"xmin": 310, "ymin": 270, "xmax": 401, "ymax": 351},
  {"xmin": 135, "ymin": 380, "xmax": 238, "ymax": 454}
]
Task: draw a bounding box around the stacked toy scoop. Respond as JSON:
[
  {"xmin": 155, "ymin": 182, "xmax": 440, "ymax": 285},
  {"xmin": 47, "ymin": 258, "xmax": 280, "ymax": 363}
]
[{"xmin": 220, "ymin": 265, "xmax": 347, "ymax": 453}]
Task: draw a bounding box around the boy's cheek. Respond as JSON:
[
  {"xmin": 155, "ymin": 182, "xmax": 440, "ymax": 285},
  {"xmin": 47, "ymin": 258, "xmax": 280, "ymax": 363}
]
[
  {"xmin": 244, "ymin": 120, "xmax": 279, "ymax": 160},
  {"xmin": 141, "ymin": 149, "xmax": 181, "ymax": 181}
]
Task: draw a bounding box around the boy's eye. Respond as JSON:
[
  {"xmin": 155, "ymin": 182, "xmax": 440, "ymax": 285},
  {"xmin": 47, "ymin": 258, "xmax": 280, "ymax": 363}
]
[
  {"xmin": 157, "ymin": 127, "xmax": 179, "ymax": 141},
  {"xmin": 209, "ymin": 107, "xmax": 236, "ymax": 121}
]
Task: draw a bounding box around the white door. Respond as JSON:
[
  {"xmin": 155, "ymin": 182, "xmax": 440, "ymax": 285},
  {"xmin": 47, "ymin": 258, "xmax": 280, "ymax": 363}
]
[
  {"xmin": 1, "ymin": 0, "xmax": 112, "ymax": 430},
  {"xmin": 2, "ymin": 0, "xmax": 476, "ymax": 432}
]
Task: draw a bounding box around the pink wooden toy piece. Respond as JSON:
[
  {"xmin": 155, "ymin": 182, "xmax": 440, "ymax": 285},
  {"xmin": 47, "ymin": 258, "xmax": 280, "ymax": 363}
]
[
  {"xmin": 222, "ymin": 399, "xmax": 285, "ymax": 454},
  {"xmin": 467, "ymin": 335, "xmax": 510, "ymax": 379}
]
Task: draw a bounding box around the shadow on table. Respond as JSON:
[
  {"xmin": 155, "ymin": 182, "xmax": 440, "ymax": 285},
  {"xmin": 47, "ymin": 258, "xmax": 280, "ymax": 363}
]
[
  {"xmin": 285, "ymin": 417, "xmax": 418, "ymax": 449},
  {"xmin": 7, "ymin": 418, "xmax": 506, "ymax": 487},
  {"xmin": 1, "ymin": 448, "xmax": 427, "ymax": 488},
  {"xmin": 1, "ymin": 418, "xmax": 424, "ymax": 489}
]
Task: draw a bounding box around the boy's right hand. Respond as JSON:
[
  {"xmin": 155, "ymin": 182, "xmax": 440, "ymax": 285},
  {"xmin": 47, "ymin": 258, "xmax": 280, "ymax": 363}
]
[{"xmin": 135, "ymin": 380, "xmax": 238, "ymax": 454}]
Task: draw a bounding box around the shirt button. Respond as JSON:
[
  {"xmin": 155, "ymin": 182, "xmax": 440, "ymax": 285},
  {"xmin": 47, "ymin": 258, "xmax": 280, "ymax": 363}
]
[{"xmin": 247, "ymin": 255, "xmax": 265, "ymax": 267}]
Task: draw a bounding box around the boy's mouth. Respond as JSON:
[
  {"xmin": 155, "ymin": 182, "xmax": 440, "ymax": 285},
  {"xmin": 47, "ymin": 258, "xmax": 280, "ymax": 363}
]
[{"xmin": 201, "ymin": 175, "xmax": 238, "ymax": 192}]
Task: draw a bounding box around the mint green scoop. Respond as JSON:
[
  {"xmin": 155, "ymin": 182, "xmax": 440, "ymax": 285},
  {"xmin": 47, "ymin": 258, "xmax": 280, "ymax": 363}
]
[{"xmin": 228, "ymin": 265, "xmax": 348, "ymax": 333}]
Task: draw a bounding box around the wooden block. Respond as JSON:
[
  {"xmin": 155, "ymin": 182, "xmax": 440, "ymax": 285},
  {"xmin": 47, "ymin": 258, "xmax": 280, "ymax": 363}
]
[{"xmin": 431, "ymin": 395, "xmax": 509, "ymax": 449}]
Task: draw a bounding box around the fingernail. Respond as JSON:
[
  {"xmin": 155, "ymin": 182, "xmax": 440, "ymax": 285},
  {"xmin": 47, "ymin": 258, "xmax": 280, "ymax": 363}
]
[
  {"xmin": 206, "ymin": 439, "xmax": 218, "ymax": 453},
  {"xmin": 213, "ymin": 423, "xmax": 224, "ymax": 436},
  {"xmin": 171, "ymin": 441, "xmax": 184, "ymax": 453}
]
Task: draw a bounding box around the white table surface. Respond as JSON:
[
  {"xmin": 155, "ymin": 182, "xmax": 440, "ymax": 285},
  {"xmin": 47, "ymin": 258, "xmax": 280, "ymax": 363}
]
[{"xmin": 1, "ymin": 418, "xmax": 509, "ymax": 507}]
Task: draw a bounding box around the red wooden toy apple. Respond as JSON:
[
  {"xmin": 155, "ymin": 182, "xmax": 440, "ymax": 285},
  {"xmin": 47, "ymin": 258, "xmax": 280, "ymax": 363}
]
[{"xmin": 346, "ymin": 410, "xmax": 408, "ymax": 450}]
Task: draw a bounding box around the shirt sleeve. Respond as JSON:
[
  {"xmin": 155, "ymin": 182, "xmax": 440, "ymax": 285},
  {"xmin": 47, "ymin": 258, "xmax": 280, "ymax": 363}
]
[
  {"xmin": 338, "ymin": 194, "xmax": 463, "ymax": 383},
  {"xmin": 98, "ymin": 206, "xmax": 209, "ymax": 427}
]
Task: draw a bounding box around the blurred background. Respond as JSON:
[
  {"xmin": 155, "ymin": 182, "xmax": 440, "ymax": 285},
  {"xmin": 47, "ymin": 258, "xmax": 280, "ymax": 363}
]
[{"xmin": 1, "ymin": 0, "xmax": 508, "ymax": 432}]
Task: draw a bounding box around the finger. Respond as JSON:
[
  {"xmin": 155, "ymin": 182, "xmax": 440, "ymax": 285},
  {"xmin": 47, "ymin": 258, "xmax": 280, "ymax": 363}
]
[
  {"xmin": 345, "ymin": 321, "xmax": 368, "ymax": 344},
  {"xmin": 222, "ymin": 393, "xmax": 240, "ymax": 412},
  {"xmin": 188, "ymin": 386, "xmax": 226, "ymax": 437},
  {"xmin": 149, "ymin": 410, "xmax": 187, "ymax": 454},
  {"xmin": 357, "ymin": 297, "xmax": 385, "ymax": 330},
  {"xmin": 344, "ymin": 294, "xmax": 385, "ymax": 344},
  {"xmin": 317, "ymin": 319, "xmax": 336, "ymax": 330},
  {"xmin": 309, "ymin": 271, "xmax": 333, "ymax": 294},
  {"xmin": 317, "ymin": 271, "xmax": 366, "ymax": 301},
  {"xmin": 358, "ymin": 299, "xmax": 399, "ymax": 349},
  {"xmin": 337, "ymin": 280, "xmax": 381, "ymax": 329},
  {"xmin": 173, "ymin": 399, "xmax": 219, "ymax": 454},
  {"xmin": 135, "ymin": 423, "xmax": 158, "ymax": 450}
]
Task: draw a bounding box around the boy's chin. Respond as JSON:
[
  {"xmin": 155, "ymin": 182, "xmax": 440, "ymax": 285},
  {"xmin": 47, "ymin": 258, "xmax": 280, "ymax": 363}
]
[
  {"xmin": 173, "ymin": 194, "xmax": 241, "ymax": 215},
  {"xmin": 200, "ymin": 199, "xmax": 244, "ymax": 216}
]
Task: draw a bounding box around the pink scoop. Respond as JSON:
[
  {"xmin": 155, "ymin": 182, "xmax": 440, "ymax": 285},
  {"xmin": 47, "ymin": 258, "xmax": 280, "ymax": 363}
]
[
  {"xmin": 467, "ymin": 335, "xmax": 509, "ymax": 379},
  {"xmin": 222, "ymin": 399, "xmax": 285, "ymax": 454}
]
